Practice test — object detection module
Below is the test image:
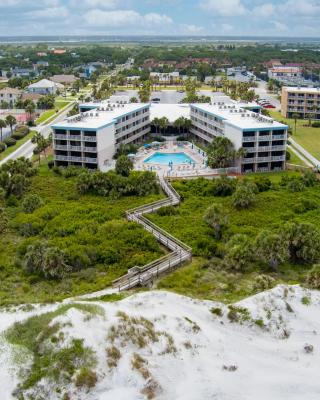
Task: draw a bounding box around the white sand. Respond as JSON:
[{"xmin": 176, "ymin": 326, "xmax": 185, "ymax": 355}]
[{"xmin": 1, "ymin": 285, "xmax": 320, "ymax": 400}]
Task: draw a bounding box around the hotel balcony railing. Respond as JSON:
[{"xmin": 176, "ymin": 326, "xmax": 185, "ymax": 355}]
[
  {"xmin": 54, "ymin": 144, "xmax": 69, "ymax": 151},
  {"xmin": 55, "ymin": 134, "xmax": 68, "ymax": 140},
  {"xmin": 54, "ymin": 145, "xmax": 97, "ymax": 152},
  {"xmin": 243, "ymin": 158, "xmax": 257, "ymax": 164},
  {"xmin": 83, "ymin": 136, "xmax": 97, "ymax": 142},
  {"xmin": 244, "ymin": 145, "xmax": 286, "ymax": 153},
  {"xmin": 271, "ymin": 155, "xmax": 286, "ymax": 162},
  {"xmin": 69, "ymin": 135, "xmax": 82, "ymax": 141},
  {"xmin": 256, "ymin": 156, "xmax": 272, "ymax": 163},
  {"xmin": 243, "ymin": 136, "xmax": 256, "ymax": 142},
  {"xmin": 272, "ymin": 134, "xmax": 287, "ymax": 140},
  {"xmin": 257, "ymin": 135, "xmax": 271, "ymax": 141},
  {"xmin": 55, "ymin": 155, "xmax": 97, "ymax": 163}
]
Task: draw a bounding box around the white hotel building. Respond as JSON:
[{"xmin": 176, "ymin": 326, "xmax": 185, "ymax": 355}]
[
  {"xmin": 190, "ymin": 103, "xmax": 288, "ymax": 173},
  {"xmin": 52, "ymin": 102, "xmax": 150, "ymax": 169},
  {"xmin": 52, "ymin": 99, "xmax": 287, "ymax": 173}
]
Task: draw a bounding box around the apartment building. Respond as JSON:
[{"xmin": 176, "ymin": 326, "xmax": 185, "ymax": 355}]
[
  {"xmin": 52, "ymin": 102, "xmax": 150, "ymax": 169},
  {"xmin": 281, "ymin": 86, "xmax": 320, "ymax": 119},
  {"xmin": 0, "ymin": 87, "xmax": 23, "ymax": 106},
  {"xmin": 190, "ymin": 103, "xmax": 288, "ymax": 173},
  {"xmin": 268, "ymin": 66, "xmax": 302, "ymax": 80}
]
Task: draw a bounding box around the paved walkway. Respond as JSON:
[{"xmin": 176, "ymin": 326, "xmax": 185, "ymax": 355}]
[{"xmin": 290, "ymin": 137, "xmax": 320, "ymax": 167}]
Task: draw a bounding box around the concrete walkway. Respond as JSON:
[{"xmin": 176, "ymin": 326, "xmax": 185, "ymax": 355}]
[{"xmin": 289, "ymin": 137, "xmax": 320, "ymax": 167}]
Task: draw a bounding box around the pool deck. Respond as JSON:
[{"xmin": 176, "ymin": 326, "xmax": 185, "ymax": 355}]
[{"xmin": 134, "ymin": 141, "xmax": 239, "ymax": 178}]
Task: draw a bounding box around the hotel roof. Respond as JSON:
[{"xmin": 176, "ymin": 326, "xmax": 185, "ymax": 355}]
[
  {"xmin": 52, "ymin": 103, "xmax": 149, "ymax": 130},
  {"xmin": 150, "ymin": 103, "xmax": 190, "ymax": 123},
  {"xmin": 192, "ymin": 103, "xmax": 287, "ymax": 130},
  {"xmin": 283, "ymin": 86, "xmax": 320, "ymax": 94}
]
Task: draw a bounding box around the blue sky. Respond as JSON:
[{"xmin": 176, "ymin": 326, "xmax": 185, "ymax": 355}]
[{"xmin": 0, "ymin": 0, "xmax": 319, "ymax": 37}]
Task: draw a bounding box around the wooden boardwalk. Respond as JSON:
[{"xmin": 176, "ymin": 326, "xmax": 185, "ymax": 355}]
[{"xmin": 112, "ymin": 176, "xmax": 192, "ymax": 291}]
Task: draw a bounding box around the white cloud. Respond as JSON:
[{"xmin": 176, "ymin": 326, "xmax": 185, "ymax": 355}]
[
  {"xmin": 26, "ymin": 6, "xmax": 69, "ymax": 18},
  {"xmin": 84, "ymin": 9, "xmax": 172, "ymax": 28},
  {"xmin": 221, "ymin": 23, "xmax": 233, "ymax": 33},
  {"xmin": 278, "ymin": 0, "xmax": 320, "ymax": 16},
  {"xmin": 252, "ymin": 3, "xmax": 275, "ymax": 18},
  {"xmin": 200, "ymin": 0, "xmax": 246, "ymax": 16},
  {"xmin": 271, "ymin": 20, "xmax": 288, "ymax": 32},
  {"xmin": 144, "ymin": 13, "xmax": 173, "ymax": 24},
  {"xmin": 181, "ymin": 24, "xmax": 204, "ymax": 34},
  {"xmin": 83, "ymin": 0, "xmax": 119, "ymax": 9}
]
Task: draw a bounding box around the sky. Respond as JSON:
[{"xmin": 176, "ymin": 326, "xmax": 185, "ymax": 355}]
[{"xmin": 0, "ymin": 0, "xmax": 319, "ymax": 37}]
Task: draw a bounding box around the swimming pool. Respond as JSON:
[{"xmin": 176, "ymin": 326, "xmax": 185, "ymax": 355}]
[{"xmin": 144, "ymin": 152, "xmax": 195, "ymax": 165}]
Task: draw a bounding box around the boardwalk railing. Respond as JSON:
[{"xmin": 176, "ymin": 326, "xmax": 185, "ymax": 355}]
[{"xmin": 112, "ymin": 176, "xmax": 192, "ymax": 291}]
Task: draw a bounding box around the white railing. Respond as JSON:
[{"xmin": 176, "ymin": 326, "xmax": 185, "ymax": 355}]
[{"xmin": 83, "ymin": 136, "xmax": 97, "ymax": 142}]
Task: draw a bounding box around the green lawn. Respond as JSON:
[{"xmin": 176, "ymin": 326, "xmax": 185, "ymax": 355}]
[
  {"xmin": 0, "ymin": 165, "xmax": 164, "ymax": 305},
  {"xmin": 0, "ymin": 130, "xmax": 35, "ymax": 161},
  {"xmin": 270, "ymin": 110, "xmax": 320, "ymax": 160},
  {"xmin": 36, "ymin": 101, "xmax": 70, "ymax": 125}
]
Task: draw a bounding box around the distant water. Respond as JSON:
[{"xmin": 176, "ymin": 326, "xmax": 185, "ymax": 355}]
[{"xmin": 0, "ymin": 35, "xmax": 319, "ymax": 44}]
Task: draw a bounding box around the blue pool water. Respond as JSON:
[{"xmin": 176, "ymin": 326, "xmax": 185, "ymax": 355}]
[{"xmin": 144, "ymin": 152, "xmax": 195, "ymax": 165}]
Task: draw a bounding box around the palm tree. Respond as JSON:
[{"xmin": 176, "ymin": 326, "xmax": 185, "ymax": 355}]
[
  {"xmin": 292, "ymin": 113, "xmax": 300, "ymax": 136},
  {"xmin": 159, "ymin": 117, "xmax": 169, "ymax": 135},
  {"xmin": 204, "ymin": 204, "xmax": 229, "ymax": 239},
  {"xmin": 31, "ymin": 132, "xmax": 46, "ymax": 165},
  {"xmin": 25, "ymin": 102, "xmax": 36, "ymax": 124},
  {"xmin": 173, "ymin": 117, "xmax": 183, "ymax": 135},
  {"xmin": 306, "ymin": 113, "xmax": 313, "ymax": 127},
  {"xmin": 183, "ymin": 117, "xmax": 192, "ymax": 134},
  {"xmin": 152, "ymin": 118, "xmax": 161, "ymax": 134},
  {"xmin": 236, "ymin": 147, "xmax": 247, "ymax": 171},
  {"xmin": 5, "ymin": 115, "xmax": 16, "ymax": 136},
  {"xmin": 0, "ymin": 119, "xmax": 6, "ymax": 142}
]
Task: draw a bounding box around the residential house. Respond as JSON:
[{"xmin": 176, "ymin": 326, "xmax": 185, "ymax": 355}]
[{"xmin": 27, "ymin": 79, "xmax": 64, "ymax": 95}]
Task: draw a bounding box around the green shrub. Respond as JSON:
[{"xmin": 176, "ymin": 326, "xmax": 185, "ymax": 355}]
[
  {"xmin": 210, "ymin": 307, "xmax": 223, "ymax": 317},
  {"xmin": 306, "ymin": 264, "xmax": 320, "ymax": 289},
  {"xmin": 3, "ymin": 137, "xmax": 17, "ymax": 147},
  {"xmin": 156, "ymin": 205, "xmax": 179, "ymax": 216},
  {"xmin": 22, "ymin": 194, "xmax": 43, "ymax": 213},
  {"xmin": 213, "ymin": 176, "xmax": 236, "ymax": 197},
  {"xmin": 0, "ymin": 142, "xmax": 6, "ymax": 153},
  {"xmin": 253, "ymin": 177, "xmax": 272, "ymax": 192},
  {"xmin": 12, "ymin": 132, "xmax": 26, "ymax": 140},
  {"xmin": 232, "ymin": 181, "xmax": 257, "ymax": 209}
]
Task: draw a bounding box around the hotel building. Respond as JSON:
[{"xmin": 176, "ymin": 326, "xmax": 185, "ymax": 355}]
[
  {"xmin": 52, "ymin": 102, "xmax": 150, "ymax": 169},
  {"xmin": 281, "ymin": 86, "xmax": 320, "ymax": 120},
  {"xmin": 190, "ymin": 103, "xmax": 288, "ymax": 173}
]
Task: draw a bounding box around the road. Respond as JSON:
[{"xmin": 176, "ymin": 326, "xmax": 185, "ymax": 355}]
[
  {"xmin": 254, "ymin": 80, "xmax": 281, "ymax": 110},
  {"xmin": 0, "ymin": 102, "xmax": 75, "ymax": 166}
]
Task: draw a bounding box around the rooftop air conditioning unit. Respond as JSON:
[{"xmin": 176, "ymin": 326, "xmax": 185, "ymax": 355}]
[
  {"xmin": 96, "ymin": 113, "xmax": 99, "ymax": 117},
  {"xmin": 90, "ymin": 113, "xmax": 93, "ymax": 117},
  {"xmin": 241, "ymin": 114, "xmax": 245, "ymax": 117}
]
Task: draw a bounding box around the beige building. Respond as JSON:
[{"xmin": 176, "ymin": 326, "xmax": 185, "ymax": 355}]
[
  {"xmin": 0, "ymin": 87, "xmax": 22, "ymax": 107},
  {"xmin": 281, "ymin": 87, "xmax": 320, "ymax": 119}
]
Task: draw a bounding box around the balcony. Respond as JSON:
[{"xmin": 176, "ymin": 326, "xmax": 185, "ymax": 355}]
[
  {"xmin": 83, "ymin": 136, "xmax": 97, "ymax": 142},
  {"xmin": 55, "ymin": 134, "xmax": 68, "ymax": 140},
  {"xmin": 83, "ymin": 147, "xmax": 97, "ymax": 153},
  {"xmin": 271, "ymin": 155, "xmax": 286, "ymax": 162},
  {"xmin": 243, "ymin": 158, "xmax": 256, "ymax": 164},
  {"xmin": 243, "ymin": 136, "xmax": 256, "ymax": 142},
  {"xmin": 272, "ymin": 134, "xmax": 287, "ymax": 140},
  {"xmin": 256, "ymin": 156, "xmax": 271, "ymax": 163},
  {"xmin": 55, "ymin": 155, "xmax": 83, "ymax": 162},
  {"xmin": 257, "ymin": 135, "xmax": 271, "ymax": 141},
  {"xmin": 84, "ymin": 157, "xmax": 97, "ymax": 164},
  {"xmin": 69, "ymin": 145, "xmax": 83, "ymax": 151},
  {"xmin": 69, "ymin": 135, "xmax": 82, "ymax": 141},
  {"xmin": 54, "ymin": 144, "xmax": 69, "ymax": 151}
]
